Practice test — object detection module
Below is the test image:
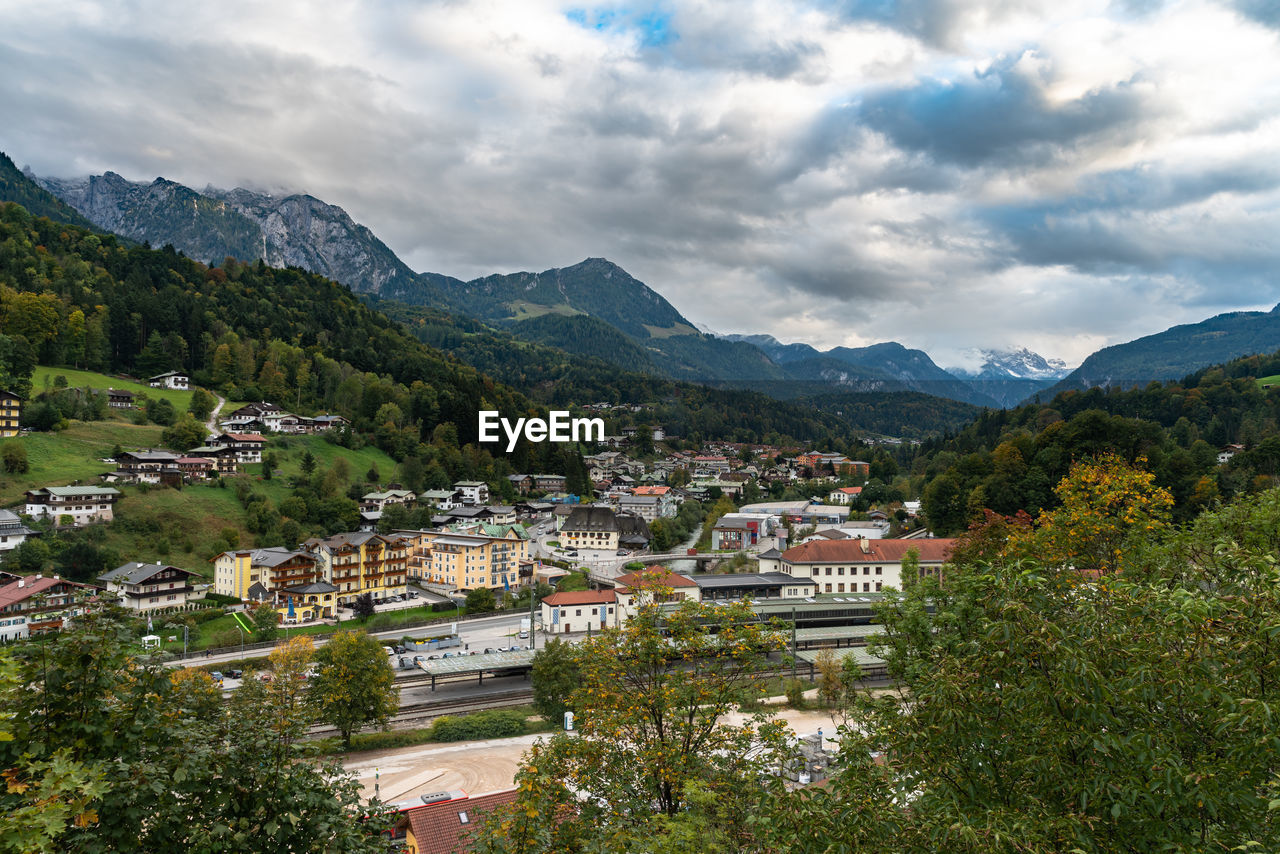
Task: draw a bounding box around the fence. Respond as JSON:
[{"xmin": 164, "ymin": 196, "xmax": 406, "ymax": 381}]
[{"xmin": 175, "ymin": 605, "xmax": 529, "ymax": 660}]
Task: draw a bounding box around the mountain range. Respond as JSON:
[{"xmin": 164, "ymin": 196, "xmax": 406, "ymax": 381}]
[{"xmin": 19, "ymin": 157, "xmax": 1280, "ymax": 414}]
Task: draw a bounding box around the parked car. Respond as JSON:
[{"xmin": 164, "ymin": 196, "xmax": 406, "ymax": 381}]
[
  {"xmin": 210, "ymin": 671, "xmax": 225, "ymax": 684},
  {"xmin": 226, "ymin": 669, "xmax": 243, "ymax": 680},
  {"xmin": 408, "ymin": 592, "xmax": 419, "ymax": 599},
  {"xmin": 393, "ymin": 645, "xmax": 407, "ymax": 654},
  {"xmin": 483, "ymin": 647, "xmax": 497, "ymax": 654},
  {"xmin": 617, "ymin": 549, "xmax": 628, "ymax": 555},
  {"xmin": 382, "ymin": 646, "xmax": 395, "ymax": 656}
]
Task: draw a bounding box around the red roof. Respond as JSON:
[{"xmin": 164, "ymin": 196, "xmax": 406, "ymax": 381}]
[
  {"xmin": 224, "ymin": 433, "xmax": 265, "ymax": 442},
  {"xmin": 835, "ymin": 486, "xmax": 863, "ymax": 495},
  {"xmin": 632, "ymin": 485, "xmax": 671, "ymax": 495},
  {"xmin": 405, "ymin": 789, "xmax": 518, "ymax": 854},
  {"xmin": 543, "ymin": 590, "xmax": 617, "ymax": 606},
  {"xmin": 615, "ymin": 566, "xmax": 698, "ymax": 591},
  {"xmin": 0, "ymin": 575, "xmax": 69, "ymax": 610},
  {"xmin": 781, "ymin": 538, "xmax": 955, "ymax": 564}
]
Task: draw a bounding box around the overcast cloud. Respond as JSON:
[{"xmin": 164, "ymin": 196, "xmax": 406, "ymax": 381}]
[{"xmin": 1, "ymin": 0, "xmax": 1277, "ymax": 368}]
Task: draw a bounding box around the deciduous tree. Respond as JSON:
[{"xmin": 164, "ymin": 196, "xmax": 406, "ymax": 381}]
[{"xmin": 310, "ymin": 630, "xmax": 398, "ymax": 749}]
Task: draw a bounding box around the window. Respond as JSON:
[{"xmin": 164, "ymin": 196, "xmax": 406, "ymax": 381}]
[
  {"xmin": 824, "ymin": 583, "xmax": 832, "ymax": 593},
  {"xmin": 863, "ymin": 582, "xmax": 871, "ymax": 592},
  {"xmin": 875, "ymin": 567, "xmax": 882, "ymax": 575},
  {"xmin": 458, "ymin": 811, "xmax": 469, "ymax": 825},
  {"xmin": 837, "ymin": 567, "xmax": 844, "ymax": 576},
  {"xmin": 875, "ymin": 582, "xmax": 882, "ymax": 591},
  {"xmin": 837, "ymin": 583, "xmax": 845, "ymax": 593},
  {"xmin": 576, "ymin": 609, "xmax": 582, "ymax": 616},
  {"xmin": 863, "ymin": 567, "xmax": 870, "ymax": 575}
]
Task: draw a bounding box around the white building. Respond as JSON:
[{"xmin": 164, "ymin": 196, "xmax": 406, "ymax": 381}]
[
  {"xmin": 540, "ymin": 590, "xmax": 618, "ymax": 635},
  {"xmin": 25, "ymin": 485, "xmax": 121, "ymax": 526},
  {"xmin": 98, "ymin": 562, "xmax": 200, "ymax": 611},
  {"xmin": 147, "ymin": 371, "xmax": 189, "ymax": 390},
  {"xmin": 761, "ymin": 537, "xmax": 955, "ymax": 594},
  {"xmin": 453, "ymin": 481, "xmax": 490, "ymax": 505},
  {"xmin": 0, "ymin": 510, "xmax": 37, "ymax": 553}
]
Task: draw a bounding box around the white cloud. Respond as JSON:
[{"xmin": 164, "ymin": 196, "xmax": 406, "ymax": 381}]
[{"xmin": 0, "ymin": 0, "xmax": 1277, "ymax": 365}]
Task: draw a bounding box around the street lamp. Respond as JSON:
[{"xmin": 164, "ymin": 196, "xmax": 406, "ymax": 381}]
[{"xmin": 235, "ymin": 622, "xmax": 246, "ymax": 656}]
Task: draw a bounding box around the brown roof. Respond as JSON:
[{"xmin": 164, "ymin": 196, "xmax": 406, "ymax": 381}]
[
  {"xmin": 543, "ymin": 590, "xmax": 617, "ymax": 606},
  {"xmin": 615, "ymin": 566, "xmax": 698, "ymax": 591},
  {"xmin": 781, "ymin": 538, "xmax": 955, "ymax": 564},
  {"xmin": 405, "ymin": 789, "xmax": 518, "ymax": 854},
  {"xmin": 224, "ymin": 432, "xmax": 266, "ymax": 442}
]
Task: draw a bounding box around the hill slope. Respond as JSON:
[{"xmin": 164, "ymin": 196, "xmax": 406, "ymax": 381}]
[
  {"xmin": 1040, "ymin": 306, "xmax": 1280, "ymax": 400},
  {"xmin": 0, "ymin": 152, "xmax": 99, "ymax": 230}
]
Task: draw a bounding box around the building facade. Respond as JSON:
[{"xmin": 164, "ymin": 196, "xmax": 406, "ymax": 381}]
[
  {"xmin": 25, "ymin": 485, "xmax": 121, "ymax": 525},
  {"xmin": 98, "ymin": 562, "xmax": 199, "ymax": 611},
  {"xmin": 212, "ymin": 547, "xmax": 321, "ymax": 600},
  {"xmin": 305, "ymin": 532, "xmax": 409, "ymax": 606},
  {"xmin": 763, "ymin": 537, "xmax": 955, "ymax": 593},
  {"xmin": 406, "ymin": 526, "xmax": 528, "ymax": 592},
  {"xmin": 0, "ymin": 390, "xmax": 20, "ymax": 437}
]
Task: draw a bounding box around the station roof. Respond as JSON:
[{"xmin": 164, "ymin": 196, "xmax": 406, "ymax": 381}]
[{"xmin": 413, "ymin": 648, "xmax": 536, "ymax": 676}]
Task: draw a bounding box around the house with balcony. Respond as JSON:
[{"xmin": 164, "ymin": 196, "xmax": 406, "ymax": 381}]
[
  {"xmin": 0, "ymin": 509, "xmax": 38, "ymax": 554},
  {"xmin": 25, "ymin": 485, "xmax": 121, "ymax": 526},
  {"xmin": 405, "ymin": 526, "xmax": 529, "ymax": 592},
  {"xmin": 209, "ymin": 433, "xmax": 266, "ymax": 465},
  {"xmin": 304, "ymin": 532, "xmax": 409, "ymax": 606},
  {"xmin": 212, "ymin": 547, "xmax": 321, "ymax": 600},
  {"xmin": 0, "ymin": 390, "xmax": 20, "ymax": 437},
  {"xmin": 0, "ymin": 573, "xmax": 98, "ymax": 641},
  {"xmin": 147, "ymin": 370, "xmax": 188, "ymax": 390},
  {"xmin": 98, "ymin": 562, "xmax": 199, "ymax": 611},
  {"xmin": 453, "ymin": 481, "xmax": 490, "ymax": 505}
]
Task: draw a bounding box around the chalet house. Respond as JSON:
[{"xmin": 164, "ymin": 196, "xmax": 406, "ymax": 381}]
[
  {"xmin": 0, "ymin": 510, "xmax": 38, "ymax": 554},
  {"xmin": 0, "ymin": 574, "xmax": 97, "ymax": 641},
  {"xmin": 227, "ymin": 402, "xmax": 284, "ymax": 420},
  {"xmin": 185, "ymin": 445, "xmax": 240, "ymax": 475},
  {"xmin": 360, "ymin": 489, "xmax": 417, "ymax": 514},
  {"xmin": 98, "ymin": 562, "xmax": 199, "ymax": 611},
  {"xmin": 209, "ymin": 433, "xmax": 265, "ymax": 464},
  {"xmin": 0, "ymin": 390, "xmax": 20, "ymax": 437},
  {"xmin": 419, "ymin": 489, "xmax": 463, "ymax": 511},
  {"xmin": 147, "ymin": 370, "xmax": 188, "ymax": 390},
  {"xmin": 532, "ymin": 473, "xmax": 568, "ymax": 494},
  {"xmin": 453, "ymin": 481, "xmax": 490, "ymax": 506},
  {"xmin": 311, "ymin": 414, "xmax": 350, "ymax": 431},
  {"xmin": 112, "ymin": 449, "xmax": 181, "ymax": 484},
  {"xmin": 106, "ymin": 389, "xmax": 135, "ymax": 409},
  {"xmin": 561, "ymin": 506, "xmax": 627, "ymax": 551},
  {"xmin": 506, "ymin": 474, "xmax": 533, "ymax": 495},
  {"xmin": 24, "ymin": 485, "xmax": 122, "ymax": 526},
  {"xmin": 174, "ymin": 456, "xmax": 216, "ymax": 480}
]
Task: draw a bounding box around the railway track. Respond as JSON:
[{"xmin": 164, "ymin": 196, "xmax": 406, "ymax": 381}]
[{"xmin": 307, "ymin": 688, "xmax": 535, "ymax": 738}]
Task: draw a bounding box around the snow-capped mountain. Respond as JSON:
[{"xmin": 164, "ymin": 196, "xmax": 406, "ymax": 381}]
[{"xmin": 951, "ymin": 347, "xmax": 1072, "ymax": 381}]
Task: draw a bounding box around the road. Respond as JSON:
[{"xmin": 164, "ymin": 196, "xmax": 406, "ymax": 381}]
[
  {"xmin": 176, "ymin": 609, "xmax": 535, "ymax": 668},
  {"xmin": 203, "ymin": 391, "xmax": 225, "ymax": 436}
]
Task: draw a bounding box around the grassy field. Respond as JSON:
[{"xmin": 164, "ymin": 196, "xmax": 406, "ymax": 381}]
[
  {"xmin": 32, "ymin": 366, "xmax": 195, "ymax": 410},
  {"xmin": 98, "ymin": 483, "xmax": 250, "ymax": 577},
  {"xmin": 1258, "ymin": 374, "xmax": 1280, "ymax": 388},
  {"xmin": 0, "ymin": 420, "xmax": 167, "ymax": 504},
  {"xmin": 507, "ymin": 300, "xmax": 586, "ymax": 320}
]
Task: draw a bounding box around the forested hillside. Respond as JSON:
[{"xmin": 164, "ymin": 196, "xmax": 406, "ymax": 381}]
[{"xmin": 916, "ymin": 350, "xmax": 1280, "ymax": 532}]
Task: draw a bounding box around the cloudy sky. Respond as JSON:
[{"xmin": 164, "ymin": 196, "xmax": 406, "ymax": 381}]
[{"xmin": 2, "ymin": 0, "xmax": 1278, "ymax": 368}]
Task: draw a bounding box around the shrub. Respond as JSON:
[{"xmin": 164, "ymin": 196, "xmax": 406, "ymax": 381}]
[
  {"xmin": 784, "ymin": 679, "xmax": 807, "ymax": 710},
  {"xmin": 430, "ymin": 709, "xmax": 528, "ymax": 742}
]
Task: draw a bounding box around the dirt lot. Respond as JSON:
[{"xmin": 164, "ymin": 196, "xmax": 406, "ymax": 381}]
[{"xmin": 343, "ymin": 704, "xmax": 856, "ymax": 803}]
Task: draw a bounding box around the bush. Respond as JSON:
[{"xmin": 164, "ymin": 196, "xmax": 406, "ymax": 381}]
[
  {"xmin": 784, "ymin": 679, "xmax": 807, "ymax": 710},
  {"xmin": 430, "ymin": 709, "xmax": 528, "ymax": 742}
]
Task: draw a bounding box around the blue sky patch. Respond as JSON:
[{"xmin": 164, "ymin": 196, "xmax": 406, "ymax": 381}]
[{"xmin": 565, "ymin": 4, "xmax": 677, "ymax": 47}]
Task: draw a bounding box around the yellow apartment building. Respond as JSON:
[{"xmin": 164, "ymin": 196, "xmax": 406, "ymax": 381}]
[
  {"xmin": 305, "ymin": 532, "xmax": 409, "ymax": 605},
  {"xmin": 212, "ymin": 547, "xmax": 320, "ymax": 600},
  {"xmin": 405, "ymin": 525, "xmax": 528, "ymax": 593}
]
